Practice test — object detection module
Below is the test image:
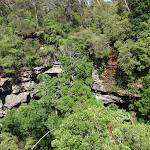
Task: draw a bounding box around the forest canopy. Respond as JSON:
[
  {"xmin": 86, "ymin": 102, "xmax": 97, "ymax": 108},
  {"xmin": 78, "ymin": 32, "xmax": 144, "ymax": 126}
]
[{"xmin": 0, "ymin": 0, "xmax": 150, "ymax": 149}]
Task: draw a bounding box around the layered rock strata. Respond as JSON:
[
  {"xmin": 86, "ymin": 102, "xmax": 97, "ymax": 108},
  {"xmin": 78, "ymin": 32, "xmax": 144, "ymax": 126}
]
[{"xmin": 0, "ymin": 63, "xmax": 63, "ymax": 117}]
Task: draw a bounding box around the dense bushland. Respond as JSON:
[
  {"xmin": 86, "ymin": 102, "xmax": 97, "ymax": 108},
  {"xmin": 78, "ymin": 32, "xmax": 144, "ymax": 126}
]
[{"xmin": 0, "ymin": 0, "xmax": 150, "ymax": 149}]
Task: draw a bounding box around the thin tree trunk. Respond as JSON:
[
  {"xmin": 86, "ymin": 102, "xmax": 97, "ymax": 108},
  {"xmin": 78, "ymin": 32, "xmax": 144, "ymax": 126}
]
[
  {"xmin": 31, "ymin": 129, "xmax": 56, "ymax": 150},
  {"xmin": 34, "ymin": 5, "xmax": 38, "ymax": 27},
  {"xmin": 55, "ymin": 94, "xmax": 58, "ymax": 115},
  {"xmin": 55, "ymin": 100, "xmax": 58, "ymax": 115},
  {"xmin": 123, "ymin": 0, "xmax": 130, "ymax": 12},
  {"xmin": 31, "ymin": 1, "xmax": 39, "ymax": 27},
  {"xmin": 97, "ymin": 0, "xmax": 100, "ymax": 6}
]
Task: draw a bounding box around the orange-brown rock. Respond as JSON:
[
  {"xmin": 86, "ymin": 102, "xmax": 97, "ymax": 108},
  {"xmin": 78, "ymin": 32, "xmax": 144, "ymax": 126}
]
[{"xmin": 105, "ymin": 49, "xmax": 118, "ymax": 79}]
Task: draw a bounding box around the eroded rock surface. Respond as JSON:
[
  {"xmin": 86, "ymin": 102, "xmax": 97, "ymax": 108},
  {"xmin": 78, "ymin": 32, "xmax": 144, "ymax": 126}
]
[
  {"xmin": 4, "ymin": 92, "xmax": 30, "ymax": 109},
  {"xmin": 0, "ymin": 62, "xmax": 63, "ymax": 117},
  {"xmin": 44, "ymin": 65, "xmax": 63, "ymax": 74},
  {"xmin": 91, "ymin": 69, "xmax": 141, "ymax": 98},
  {"xmin": 91, "ymin": 70, "xmax": 111, "ymax": 93},
  {"xmin": 0, "ymin": 77, "xmax": 34, "ymax": 117}
]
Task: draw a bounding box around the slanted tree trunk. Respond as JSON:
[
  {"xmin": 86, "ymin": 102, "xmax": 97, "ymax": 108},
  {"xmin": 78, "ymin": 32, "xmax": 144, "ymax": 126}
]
[
  {"xmin": 123, "ymin": 0, "xmax": 130, "ymax": 12},
  {"xmin": 31, "ymin": 129, "xmax": 56, "ymax": 150}
]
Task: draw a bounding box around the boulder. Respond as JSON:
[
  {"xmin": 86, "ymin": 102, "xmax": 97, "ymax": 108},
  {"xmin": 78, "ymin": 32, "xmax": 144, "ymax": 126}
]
[
  {"xmin": 92, "ymin": 70, "xmax": 141, "ymax": 98},
  {"xmin": 33, "ymin": 66, "xmax": 44, "ymax": 74},
  {"xmin": 21, "ymin": 81, "xmax": 34, "ymax": 91},
  {"xmin": 91, "ymin": 83, "xmax": 110, "ymax": 93},
  {"xmin": 12, "ymin": 85, "xmax": 20, "ymax": 94},
  {"xmin": 21, "ymin": 77, "xmax": 30, "ymax": 82},
  {"xmin": 44, "ymin": 65, "xmax": 63, "ymax": 74},
  {"xmin": 95, "ymin": 93, "xmax": 123, "ymax": 104},
  {"xmin": 0, "ymin": 63, "xmax": 63, "ymax": 116},
  {"xmin": 4, "ymin": 92, "xmax": 30, "ymax": 109}
]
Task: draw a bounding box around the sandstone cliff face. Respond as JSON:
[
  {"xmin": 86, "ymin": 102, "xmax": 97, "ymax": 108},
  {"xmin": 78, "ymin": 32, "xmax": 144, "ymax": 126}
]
[
  {"xmin": 91, "ymin": 69, "xmax": 141, "ymax": 104},
  {"xmin": 0, "ymin": 63, "xmax": 63, "ymax": 117},
  {"xmin": 0, "ymin": 76, "xmax": 34, "ymax": 117}
]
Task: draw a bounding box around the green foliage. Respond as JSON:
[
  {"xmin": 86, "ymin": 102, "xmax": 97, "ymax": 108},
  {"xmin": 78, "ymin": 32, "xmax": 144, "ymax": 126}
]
[
  {"xmin": 44, "ymin": 9, "xmax": 71, "ymax": 44},
  {"xmin": 1, "ymin": 100, "xmax": 61, "ymax": 149},
  {"xmin": 75, "ymin": 57, "xmax": 93, "ymax": 80},
  {"xmin": 129, "ymin": 0, "xmax": 150, "ymax": 34},
  {"xmin": 52, "ymin": 106, "xmax": 150, "ymax": 150},
  {"xmin": 35, "ymin": 45, "xmax": 56, "ymax": 66},
  {"xmin": 0, "ymin": 30, "xmax": 42, "ymax": 73},
  {"xmin": 136, "ymin": 70, "xmax": 150, "ymax": 117},
  {"xmin": 115, "ymin": 37, "xmax": 150, "ymax": 88},
  {"xmin": 92, "ymin": 0, "xmax": 130, "ymax": 42},
  {"xmin": 36, "ymin": 69, "xmax": 102, "ymax": 114},
  {"xmin": 52, "ymin": 107, "xmax": 113, "ymax": 150},
  {"xmin": 69, "ymin": 30, "xmax": 110, "ymax": 70},
  {"xmin": 1, "ymin": 1, "xmax": 150, "ymax": 149},
  {"xmin": 0, "ymin": 132, "xmax": 19, "ymax": 150},
  {"xmin": 109, "ymin": 104, "xmax": 130, "ymax": 122},
  {"xmin": 113, "ymin": 123, "xmax": 150, "ymax": 150},
  {"xmin": 8, "ymin": 10, "xmax": 36, "ymax": 36}
]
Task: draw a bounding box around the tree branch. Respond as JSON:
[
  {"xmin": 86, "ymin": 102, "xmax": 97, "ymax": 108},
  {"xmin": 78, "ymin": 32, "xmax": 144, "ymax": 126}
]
[{"xmin": 31, "ymin": 128, "xmax": 56, "ymax": 150}]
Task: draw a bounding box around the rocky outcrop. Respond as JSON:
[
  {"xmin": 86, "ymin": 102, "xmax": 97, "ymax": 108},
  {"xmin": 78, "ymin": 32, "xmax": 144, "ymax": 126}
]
[
  {"xmin": 4, "ymin": 92, "xmax": 30, "ymax": 109},
  {"xmin": 0, "ymin": 62, "xmax": 63, "ymax": 117},
  {"xmin": 44, "ymin": 65, "xmax": 63, "ymax": 74},
  {"xmin": 92, "ymin": 82, "xmax": 110, "ymax": 93},
  {"xmin": 0, "ymin": 77, "xmax": 12, "ymax": 93},
  {"xmin": 91, "ymin": 70, "xmax": 111, "ymax": 93},
  {"xmin": 95, "ymin": 93, "xmax": 123, "ymax": 104},
  {"xmin": 0, "ymin": 77, "xmax": 34, "ymax": 117},
  {"xmin": 91, "ymin": 69, "xmax": 141, "ymax": 98}
]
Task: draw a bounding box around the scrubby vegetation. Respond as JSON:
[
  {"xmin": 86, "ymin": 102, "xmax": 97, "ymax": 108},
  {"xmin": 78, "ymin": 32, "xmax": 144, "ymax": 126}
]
[{"xmin": 0, "ymin": 0, "xmax": 150, "ymax": 149}]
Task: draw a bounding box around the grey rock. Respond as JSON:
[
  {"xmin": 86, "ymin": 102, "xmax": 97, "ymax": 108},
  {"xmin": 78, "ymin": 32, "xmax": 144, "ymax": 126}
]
[
  {"xmin": 4, "ymin": 92, "xmax": 30, "ymax": 109},
  {"xmin": 95, "ymin": 93, "xmax": 123, "ymax": 104},
  {"xmin": 12, "ymin": 81, "xmax": 34, "ymax": 94},
  {"xmin": 12, "ymin": 85, "xmax": 20, "ymax": 94},
  {"xmin": 0, "ymin": 99, "xmax": 2, "ymax": 109},
  {"xmin": 0, "ymin": 100, "xmax": 5, "ymax": 118},
  {"xmin": 21, "ymin": 77, "xmax": 30, "ymax": 82},
  {"xmin": 33, "ymin": 66, "xmax": 44, "ymax": 74},
  {"xmin": 0, "ymin": 77, "xmax": 12, "ymax": 92},
  {"xmin": 22, "ymin": 82, "xmax": 34, "ymax": 91},
  {"xmin": 0, "ymin": 77, "xmax": 10, "ymax": 87},
  {"xmin": 0, "ymin": 63, "xmax": 63, "ymax": 116},
  {"xmin": 44, "ymin": 65, "xmax": 63, "ymax": 74},
  {"xmin": 91, "ymin": 70, "xmax": 111, "ymax": 93},
  {"xmin": 91, "ymin": 83, "xmax": 110, "ymax": 93},
  {"xmin": 0, "ymin": 110, "xmax": 5, "ymax": 118}
]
